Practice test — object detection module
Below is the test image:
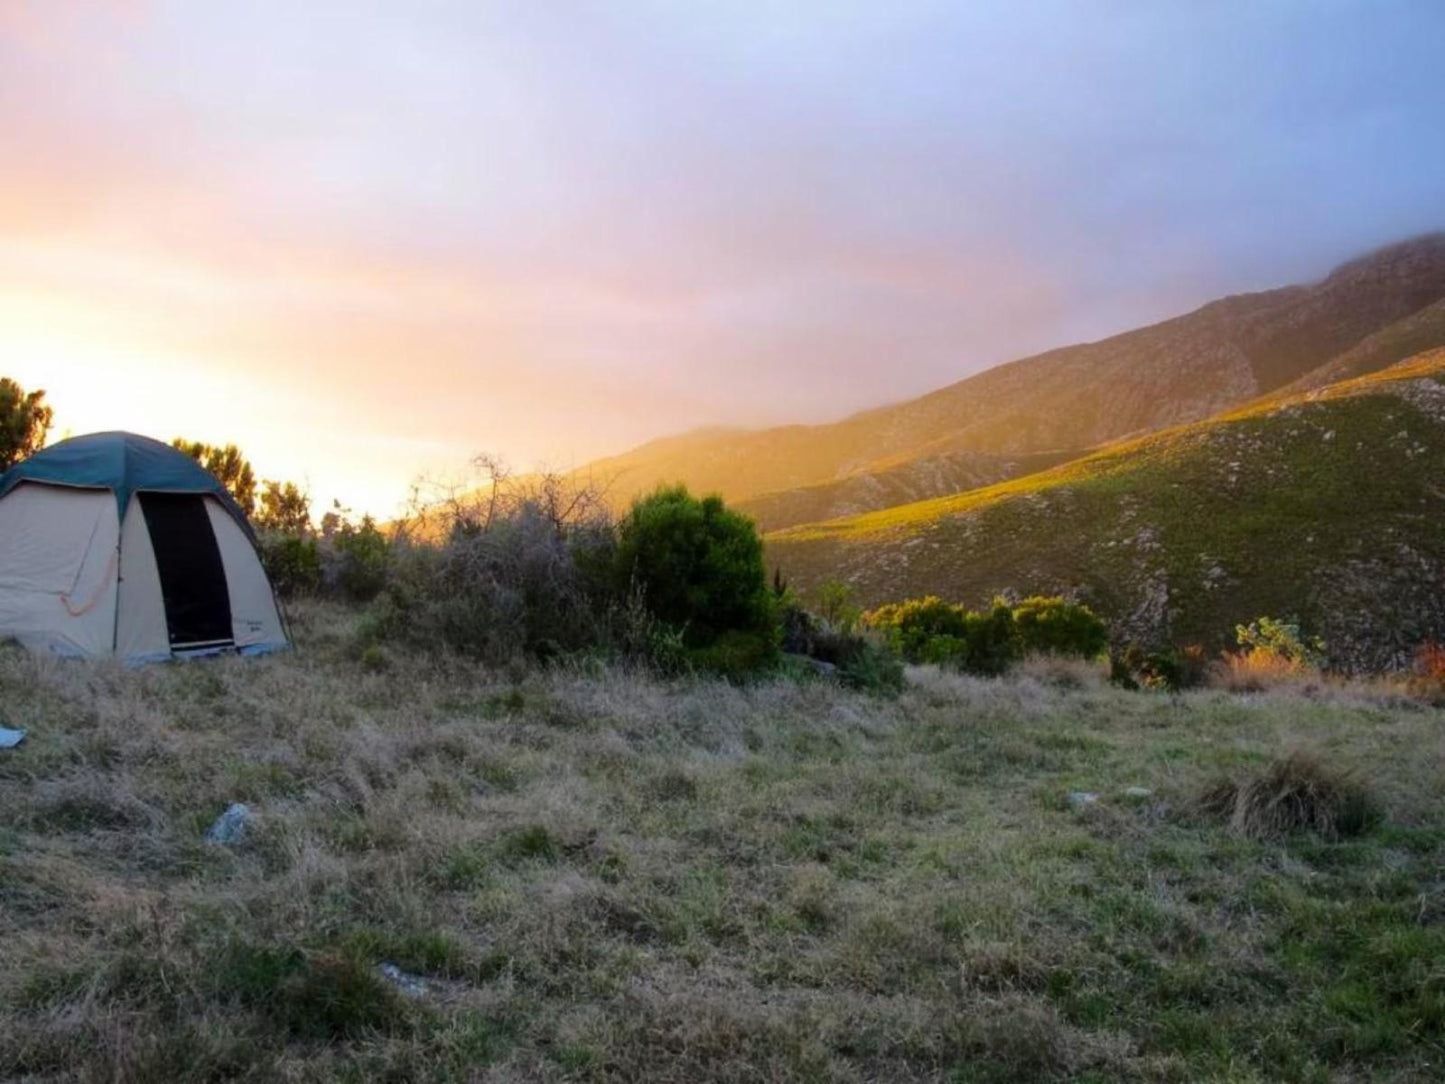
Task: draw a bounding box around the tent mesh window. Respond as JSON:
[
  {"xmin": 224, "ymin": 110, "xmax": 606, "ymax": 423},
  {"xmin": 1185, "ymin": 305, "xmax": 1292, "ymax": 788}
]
[{"xmin": 139, "ymin": 493, "xmax": 235, "ymax": 650}]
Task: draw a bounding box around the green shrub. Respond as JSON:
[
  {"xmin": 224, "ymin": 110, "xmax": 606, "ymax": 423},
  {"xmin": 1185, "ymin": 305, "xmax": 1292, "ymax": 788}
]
[
  {"xmin": 614, "ymin": 486, "xmax": 777, "ymax": 670},
  {"xmin": 1011, "ymin": 596, "xmax": 1108, "ymax": 658},
  {"xmin": 777, "ymin": 597, "xmax": 902, "ymax": 694},
  {"xmin": 863, "ymin": 596, "xmax": 1021, "ymax": 676},
  {"xmin": 610, "ymin": 580, "xmax": 691, "ymax": 675},
  {"xmin": 816, "ymin": 578, "xmax": 862, "ymax": 632},
  {"xmin": 863, "ymin": 596, "xmax": 968, "ymax": 663},
  {"xmin": 917, "ymin": 632, "xmax": 969, "ymax": 666},
  {"xmin": 836, "ymin": 637, "xmax": 905, "ymax": 695},
  {"xmin": 685, "ymin": 628, "xmax": 781, "ymax": 683},
  {"xmin": 329, "ymin": 515, "xmax": 390, "ymax": 602},
  {"xmin": 258, "ymin": 532, "xmax": 322, "ymax": 598},
  {"xmin": 1234, "ymin": 615, "xmax": 1325, "ymax": 670},
  {"xmin": 1109, "ymin": 642, "xmax": 1209, "ymax": 691},
  {"xmin": 961, "ymin": 603, "xmax": 1023, "ymax": 676}
]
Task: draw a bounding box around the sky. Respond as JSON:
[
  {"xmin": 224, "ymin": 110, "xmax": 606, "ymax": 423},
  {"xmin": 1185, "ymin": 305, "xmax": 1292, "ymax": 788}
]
[{"xmin": 2, "ymin": 1, "xmax": 1444, "ymax": 517}]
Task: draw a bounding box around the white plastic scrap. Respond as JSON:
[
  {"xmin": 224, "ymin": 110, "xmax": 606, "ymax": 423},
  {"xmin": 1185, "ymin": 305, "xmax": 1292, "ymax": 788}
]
[
  {"xmin": 0, "ymin": 726, "xmax": 25, "ymax": 749},
  {"xmin": 378, "ymin": 962, "xmax": 429, "ymax": 998},
  {"xmin": 204, "ymin": 802, "xmax": 254, "ymax": 845}
]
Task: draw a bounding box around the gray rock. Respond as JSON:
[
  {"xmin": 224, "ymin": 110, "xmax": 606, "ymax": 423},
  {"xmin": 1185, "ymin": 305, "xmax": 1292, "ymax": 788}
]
[
  {"xmin": 204, "ymin": 802, "xmax": 254, "ymax": 845},
  {"xmin": 378, "ymin": 962, "xmax": 428, "ymax": 998},
  {"xmin": 1066, "ymin": 791, "xmax": 1099, "ymax": 808},
  {"xmin": 786, "ymin": 654, "xmax": 838, "ymax": 677}
]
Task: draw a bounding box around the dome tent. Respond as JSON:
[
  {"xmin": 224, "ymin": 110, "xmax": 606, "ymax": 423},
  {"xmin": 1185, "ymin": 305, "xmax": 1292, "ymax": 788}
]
[{"xmin": 0, "ymin": 432, "xmax": 289, "ymax": 663}]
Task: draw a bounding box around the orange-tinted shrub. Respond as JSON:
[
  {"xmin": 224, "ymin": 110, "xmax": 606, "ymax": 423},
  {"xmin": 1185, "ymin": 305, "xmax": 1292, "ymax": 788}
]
[{"xmin": 1408, "ymin": 642, "xmax": 1445, "ymax": 705}]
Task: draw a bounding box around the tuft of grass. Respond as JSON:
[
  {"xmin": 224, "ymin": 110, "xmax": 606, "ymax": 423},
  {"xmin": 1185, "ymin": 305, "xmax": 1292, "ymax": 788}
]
[
  {"xmin": 214, "ymin": 940, "xmax": 409, "ymax": 1039},
  {"xmin": 497, "ymin": 823, "xmax": 562, "ymax": 864},
  {"xmin": 1199, "ymin": 749, "xmax": 1382, "ymax": 840},
  {"xmin": 359, "ymin": 644, "xmax": 389, "ymax": 673}
]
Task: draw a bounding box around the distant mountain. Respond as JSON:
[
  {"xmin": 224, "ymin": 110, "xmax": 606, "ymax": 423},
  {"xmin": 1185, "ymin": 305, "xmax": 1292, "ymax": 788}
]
[
  {"xmin": 578, "ymin": 234, "xmax": 1445, "ymax": 527},
  {"xmin": 766, "ymin": 351, "xmax": 1445, "ymax": 673}
]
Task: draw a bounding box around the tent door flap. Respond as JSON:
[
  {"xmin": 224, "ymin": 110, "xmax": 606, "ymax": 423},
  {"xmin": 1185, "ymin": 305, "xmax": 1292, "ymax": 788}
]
[{"xmin": 138, "ymin": 493, "xmax": 234, "ymax": 651}]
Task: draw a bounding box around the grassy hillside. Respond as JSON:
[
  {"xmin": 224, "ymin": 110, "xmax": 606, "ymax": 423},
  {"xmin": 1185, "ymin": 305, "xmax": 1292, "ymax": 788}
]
[
  {"xmin": 572, "ymin": 235, "xmax": 1445, "ymax": 524},
  {"xmin": 769, "ymin": 351, "xmax": 1445, "ymax": 671},
  {"xmin": 2, "ymin": 607, "xmax": 1442, "ymax": 1081},
  {"xmin": 735, "ymin": 448, "xmax": 1072, "ymax": 533}
]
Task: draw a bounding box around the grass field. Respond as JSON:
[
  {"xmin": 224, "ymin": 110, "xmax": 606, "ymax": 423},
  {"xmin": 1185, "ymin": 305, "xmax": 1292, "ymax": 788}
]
[{"xmin": 2, "ymin": 603, "xmax": 1443, "ymax": 1082}]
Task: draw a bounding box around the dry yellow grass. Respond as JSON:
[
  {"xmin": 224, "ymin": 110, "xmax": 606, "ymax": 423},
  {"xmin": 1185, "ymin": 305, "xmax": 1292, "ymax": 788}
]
[{"xmin": 1, "ymin": 602, "xmax": 1442, "ymax": 1081}]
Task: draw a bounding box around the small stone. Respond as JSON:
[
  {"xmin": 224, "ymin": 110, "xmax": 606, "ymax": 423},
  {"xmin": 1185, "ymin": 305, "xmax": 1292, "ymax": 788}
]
[
  {"xmin": 1123, "ymin": 786, "xmax": 1154, "ymax": 799},
  {"xmin": 1066, "ymin": 791, "xmax": 1099, "ymax": 808},
  {"xmin": 783, "ymin": 654, "xmax": 838, "ymax": 677},
  {"xmin": 378, "ymin": 962, "xmax": 428, "ymax": 998},
  {"xmin": 204, "ymin": 802, "xmax": 254, "ymax": 845}
]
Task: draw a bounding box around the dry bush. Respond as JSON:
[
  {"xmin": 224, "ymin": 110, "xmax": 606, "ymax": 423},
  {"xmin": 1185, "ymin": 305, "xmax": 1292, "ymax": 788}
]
[
  {"xmin": 381, "ymin": 460, "xmax": 617, "ymax": 662},
  {"xmin": 1407, "ymin": 642, "xmax": 1445, "ymax": 706},
  {"xmin": 1016, "ymin": 653, "xmax": 1108, "ymax": 691},
  {"xmin": 1198, "ymin": 749, "xmax": 1381, "ymax": 840},
  {"xmin": 1211, "ymin": 649, "xmax": 1322, "ymax": 694}
]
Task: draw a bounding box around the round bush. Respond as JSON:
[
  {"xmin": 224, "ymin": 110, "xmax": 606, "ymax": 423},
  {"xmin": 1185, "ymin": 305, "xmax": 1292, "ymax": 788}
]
[{"xmin": 614, "ymin": 486, "xmax": 774, "ymax": 651}]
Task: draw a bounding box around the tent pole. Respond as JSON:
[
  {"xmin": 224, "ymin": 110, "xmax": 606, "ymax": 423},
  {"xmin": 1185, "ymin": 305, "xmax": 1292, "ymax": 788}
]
[{"xmin": 112, "ymin": 502, "xmax": 124, "ymax": 654}]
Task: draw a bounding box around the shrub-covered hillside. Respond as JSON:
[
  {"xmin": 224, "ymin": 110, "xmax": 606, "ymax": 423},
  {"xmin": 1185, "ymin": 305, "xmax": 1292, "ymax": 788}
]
[{"xmin": 769, "ymin": 351, "xmax": 1445, "ymax": 672}]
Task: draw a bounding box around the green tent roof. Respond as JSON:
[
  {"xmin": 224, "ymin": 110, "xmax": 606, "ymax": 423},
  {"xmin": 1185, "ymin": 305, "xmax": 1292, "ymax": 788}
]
[{"xmin": 0, "ymin": 431, "xmax": 252, "ymax": 532}]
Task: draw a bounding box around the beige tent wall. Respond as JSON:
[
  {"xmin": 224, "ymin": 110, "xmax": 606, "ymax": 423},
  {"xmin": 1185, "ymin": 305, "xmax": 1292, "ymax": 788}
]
[
  {"xmin": 0, "ymin": 484, "xmax": 120, "ymax": 657},
  {"xmin": 204, "ymin": 497, "xmax": 287, "ymax": 653},
  {"xmin": 0, "ymin": 484, "xmax": 288, "ymax": 663},
  {"xmin": 115, "ymin": 499, "xmax": 171, "ymax": 663}
]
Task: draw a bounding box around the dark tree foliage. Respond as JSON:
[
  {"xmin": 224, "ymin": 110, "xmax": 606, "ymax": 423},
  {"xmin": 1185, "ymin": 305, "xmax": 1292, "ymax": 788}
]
[
  {"xmin": 257, "ymin": 480, "xmax": 312, "ymax": 534},
  {"xmin": 259, "ymin": 534, "xmax": 323, "ymax": 598},
  {"xmin": 614, "ymin": 485, "xmax": 774, "ymax": 649},
  {"xmin": 326, "ymin": 512, "xmax": 390, "ymax": 602},
  {"xmin": 171, "ymin": 438, "xmax": 258, "ymax": 518},
  {"xmin": 0, "ymin": 377, "xmax": 54, "ymax": 471},
  {"xmin": 959, "ymin": 603, "xmax": 1023, "ymax": 676}
]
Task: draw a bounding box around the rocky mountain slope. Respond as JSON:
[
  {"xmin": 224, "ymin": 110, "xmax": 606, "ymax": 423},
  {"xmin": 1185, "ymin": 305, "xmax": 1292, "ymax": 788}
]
[
  {"xmin": 766, "ymin": 351, "xmax": 1445, "ymax": 672},
  {"xmin": 579, "ymin": 235, "xmax": 1445, "ymax": 525},
  {"xmin": 1283, "ymin": 294, "xmax": 1445, "ymax": 393}
]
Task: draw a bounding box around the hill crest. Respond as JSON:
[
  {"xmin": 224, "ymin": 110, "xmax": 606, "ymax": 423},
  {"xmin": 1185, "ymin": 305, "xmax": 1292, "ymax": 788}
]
[{"xmin": 571, "ymin": 234, "xmax": 1445, "ymax": 527}]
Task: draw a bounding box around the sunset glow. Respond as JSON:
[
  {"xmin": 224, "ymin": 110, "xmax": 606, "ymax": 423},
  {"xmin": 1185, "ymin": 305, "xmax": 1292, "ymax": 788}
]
[{"xmin": 4, "ymin": 1, "xmax": 1444, "ymax": 515}]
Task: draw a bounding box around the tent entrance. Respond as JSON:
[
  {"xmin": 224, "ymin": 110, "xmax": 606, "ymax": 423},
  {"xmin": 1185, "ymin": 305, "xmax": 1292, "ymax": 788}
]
[{"xmin": 139, "ymin": 492, "xmax": 234, "ymax": 651}]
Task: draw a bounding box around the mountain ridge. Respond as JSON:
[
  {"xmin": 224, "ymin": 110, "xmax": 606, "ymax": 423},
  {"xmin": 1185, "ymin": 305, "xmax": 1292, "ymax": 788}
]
[{"xmin": 569, "ymin": 233, "xmax": 1445, "ymax": 526}]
